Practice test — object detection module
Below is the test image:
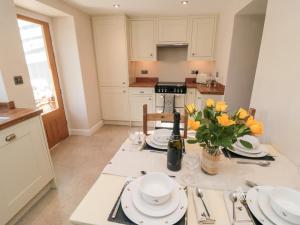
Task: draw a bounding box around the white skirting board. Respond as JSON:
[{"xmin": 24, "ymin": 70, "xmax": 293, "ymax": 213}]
[{"xmin": 69, "ymin": 120, "xmax": 104, "ymax": 136}]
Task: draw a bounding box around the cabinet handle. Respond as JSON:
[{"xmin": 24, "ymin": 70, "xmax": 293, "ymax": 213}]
[
  {"xmin": 122, "ymin": 82, "xmax": 126, "ymax": 85},
  {"xmin": 150, "ymin": 53, "xmax": 153, "ymax": 57},
  {"xmin": 5, "ymin": 133, "xmax": 16, "ymax": 142},
  {"xmin": 139, "ymin": 91, "xmax": 144, "ymax": 94},
  {"xmin": 149, "ymin": 98, "xmax": 152, "ymax": 101},
  {"xmin": 192, "ymin": 53, "xmax": 195, "ymax": 56},
  {"xmin": 123, "ymin": 90, "xmax": 126, "ymax": 93}
]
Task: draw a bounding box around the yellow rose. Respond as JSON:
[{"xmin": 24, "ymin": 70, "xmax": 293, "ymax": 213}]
[
  {"xmin": 250, "ymin": 122, "xmax": 264, "ymax": 136},
  {"xmin": 217, "ymin": 114, "xmax": 235, "ymax": 127},
  {"xmin": 246, "ymin": 116, "xmax": 256, "ymax": 127},
  {"xmin": 185, "ymin": 103, "xmax": 197, "ymax": 115},
  {"xmin": 237, "ymin": 108, "xmax": 249, "ymax": 119},
  {"xmin": 206, "ymin": 98, "xmax": 215, "ymax": 107},
  {"xmin": 215, "ymin": 101, "xmax": 228, "ymax": 112},
  {"xmin": 188, "ymin": 119, "xmax": 200, "ymax": 131}
]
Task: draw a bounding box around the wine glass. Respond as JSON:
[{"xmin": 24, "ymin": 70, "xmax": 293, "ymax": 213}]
[
  {"xmin": 128, "ymin": 127, "xmax": 143, "ymax": 146},
  {"xmin": 181, "ymin": 153, "xmax": 200, "ymax": 187}
]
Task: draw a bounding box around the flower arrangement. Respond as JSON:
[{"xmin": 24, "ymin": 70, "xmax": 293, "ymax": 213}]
[{"xmin": 185, "ymin": 99, "xmax": 264, "ymax": 156}]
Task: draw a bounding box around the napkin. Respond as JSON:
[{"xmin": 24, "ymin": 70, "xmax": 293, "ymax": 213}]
[
  {"xmin": 192, "ymin": 189, "xmax": 216, "ymax": 224},
  {"xmin": 223, "ymin": 191, "xmax": 253, "ymax": 225}
]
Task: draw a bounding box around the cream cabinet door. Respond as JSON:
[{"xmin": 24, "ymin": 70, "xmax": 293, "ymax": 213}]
[
  {"xmin": 185, "ymin": 88, "xmax": 196, "ymax": 105},
  {"xmin": 93, "ymin": 16, "xmax": 129, "ymax": 86},
  {"xmin": 188, "ymin": 16, "xmax": 217, "ymax": 60},
  {"xmin": 158, "ymin": 17, "xmax": 188, "ymax": 43},
  {"xmin": 129, "ymin": 94, "xmax": 154, "ymax": 122},
  {"xmin": 0, "ymin": 117, "xmax": 53, "ymax": 225},
  {"xmin": 100, "ymin": 87, "xmax": 129, "ymax": 121},
  {"xmin": 129, "ymin": 18, "xmax": 156, "ymax": 61}
]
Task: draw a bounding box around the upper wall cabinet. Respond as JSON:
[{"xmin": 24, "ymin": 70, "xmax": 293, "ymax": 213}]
[
  {"xmin": 129, "ymin": 18, "xmax": 156, "ymax": 61},
  {"xmin": 158, "ymin": 17, "xmax": 188, "ymax": 44},
  {"xmin": 188, "ymin": 16, "xmax": 217, "ymax": 60},
  {"xmin": 93, "ymin": 16, "xmax": 129, "ymax": 86}
]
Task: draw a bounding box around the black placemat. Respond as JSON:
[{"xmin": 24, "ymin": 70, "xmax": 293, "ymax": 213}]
[
  {"xmin": 222, "ymin": 148, "xmax": 275, "ymax": 161},
  {"xmin": 107, "ymin": 183, "xmax": 186, "ymax": 225}
]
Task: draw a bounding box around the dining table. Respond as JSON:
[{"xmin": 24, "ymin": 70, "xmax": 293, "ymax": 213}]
[{"xmin": 70, "ymin": 135, "xmax": 300, "ymax": 225}]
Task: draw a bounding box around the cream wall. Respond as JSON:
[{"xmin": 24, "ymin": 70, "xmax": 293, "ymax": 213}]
[
  {"xmin": 0, "ymin": 0, "xmax": 35, "ymax": 108},
  {"xmin": 250, "ymin": 0, "xmax": 300, "ymax": 164},
  {"xmin": 225, "ymin": 15, "xmax": 265, "ymax": 112}
]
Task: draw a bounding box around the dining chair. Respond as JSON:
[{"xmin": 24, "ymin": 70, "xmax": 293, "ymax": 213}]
[
  {"xmin": 142, "ymin": 104, "xmax": 188, "ymax": 138},
  {"xmin": 248, "ymin": 108, "xmax": 256, "ymax": 117}
]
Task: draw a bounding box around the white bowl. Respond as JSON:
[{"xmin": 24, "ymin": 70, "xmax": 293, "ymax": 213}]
[
  {"xmin": 139, "ymin": 172, "xmax": 174, "ymax": 205},
  {"xmin": 237, "ymin": 135, "xmax": 260, "ymax": 149},
  {"xmin": 270, "ymin": 187, "xmax": 300, "ymax": 224}
]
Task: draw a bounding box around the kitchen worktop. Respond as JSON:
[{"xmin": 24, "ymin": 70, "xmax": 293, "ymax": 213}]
[
  {"xmin": 185, "ymin": 78, "xmax": 225, "ymax": 95},
  {"xmin": 129, "ymin": 77, "xmax": 158, "ymax": 88},
  {"xmin": 0, "ymin": 102, "xmax": 43, "ymax": 130}
]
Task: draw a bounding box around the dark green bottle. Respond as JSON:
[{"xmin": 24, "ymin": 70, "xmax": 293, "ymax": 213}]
[{"xmin": 167, "ymin": 112, "xmax": 183, "ymax": 171}]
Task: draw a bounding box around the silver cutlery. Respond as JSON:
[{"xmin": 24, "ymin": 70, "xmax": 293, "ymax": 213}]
[
  {"xmin": 112, "ymin": 180, "xmax": 131, "ymax": 218},
  {"xmin": 196, "ymin": 188, "xmax": 211, "ymax": 218},
  {"xmin": 239, "ymin": 192, "xmax": 256, "ymax": 225},
  {"xmin": 184, "ymin": 187, "xmax": 188, "ymax": 225},
  {"xmin": 140, "ymin": 170, "xmax": 176, "ymax": 178},
  {"xmin": 245, "ymin": 180, "xmax": 258, "ymax": 188},
  {"xmin": 229, "ymin": 192, "xmax": 238, "ymax": 224},
  {"xmin": 237, "ymin": 160, "xmax": 270, "ymax": 167}
]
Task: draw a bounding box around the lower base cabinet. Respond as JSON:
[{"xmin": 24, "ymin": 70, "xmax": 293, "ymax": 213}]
[
  {"xmin": 0, "ymin": 117, "xmax": 54, "ymax": 225},
  {"xmin": 100, "ymin": 87, "xmax": 130, "ymax": 121}
]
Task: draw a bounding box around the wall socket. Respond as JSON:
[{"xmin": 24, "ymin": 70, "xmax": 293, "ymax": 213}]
[
  {"xmin": 141, "ymin": 70, "xmax": 148, "ymax": 75},
  {"xmin": 14, "ymin": 76, "xmax": 24, "ymax": 85},
  {"xmin": 191, "ymin": 70, "xmax": 199, "ymax": 75}
]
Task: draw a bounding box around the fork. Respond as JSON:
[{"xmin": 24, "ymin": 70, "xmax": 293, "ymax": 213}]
[{"xmin": 239, "ymin": 192, "xmax": 256, "ymax": 225}]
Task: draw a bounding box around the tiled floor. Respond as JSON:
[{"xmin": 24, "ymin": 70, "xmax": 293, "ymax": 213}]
[{"xmin": 16, "ymin": 125, "xmax": 129, "ymax": 225}]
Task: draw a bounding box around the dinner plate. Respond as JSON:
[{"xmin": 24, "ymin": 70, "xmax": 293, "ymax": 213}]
[
  {"xmin": 257, "ymin": 186, "xmax": 293, "ymax": 225},
  {"xmin": 152, "ymin": 129, "xmax": 172, "ymax": 143},
  {"xmin": 132, "ymin": 177, "xmax": 180, "ymax": 217},
  {"xmin": 121, "ymin": 180, "xmax": 187, "ymax": 225},
  {"xmin": 150, "ymin": 135, "xmax": 169, "ymax": 147},
  {"xmin": 246, "ymin": 186, "xmax": 275, "ymax": 225},
  {"xmin": 227, "ymin": 145, "xmax": 268, "ymax": 158},
  {"xmin": 233, "ymin": 143, "xmax": 262, "ymax": 154},
  {"xmin": 146, "ymin": 136, "xmax": 168, "ymax": 150}
]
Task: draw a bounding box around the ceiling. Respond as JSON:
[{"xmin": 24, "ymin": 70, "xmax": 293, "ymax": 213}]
[{"xmin": 61, "ymin": 0, "xmax": 241, "ymax": 16}]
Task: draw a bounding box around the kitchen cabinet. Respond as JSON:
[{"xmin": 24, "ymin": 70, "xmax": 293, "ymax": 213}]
[
  {"xmin": 129, "ymin": 18, "xmax": 156, "ymax": 61},
  {"xmin": 100, "ymin": 87, "xmax": 130, "ymax": 121},
  {"xmin": 188, "ymin": 16, "xmax": 217, "ymax": 60},
  {"xmin": 0, "ymin": 117, "xmax": 54, "ymax": 225},
  {"xmin": 93, "ymin": 16, "xmax": 129, "ymax": 86},
  {"xmin": 185, "ymin": 88, "xmax": 196, "ymax": 105},
  {"xmin": 158, "ymin": 17, "xmax": 188, "ymax": 44},
  {"xmin": 129, "ymin": 88, "xmax": 155, "ymax": 122}
]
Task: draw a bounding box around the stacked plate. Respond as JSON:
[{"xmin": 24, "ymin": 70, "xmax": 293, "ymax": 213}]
[
  {"xmin": 228, "ymin": 135, "xmax": 268, "ymax": 158},
  {"xmin": 121, "ymin": 172, "xmax": 188, "ymax": 225},
  {"xmin": 145, "ymin": 129, "xmax": 172, "ymax": 150},
  {"xmin": 247, "ymin": 186, "xmax": 300, "ymax": 225}
]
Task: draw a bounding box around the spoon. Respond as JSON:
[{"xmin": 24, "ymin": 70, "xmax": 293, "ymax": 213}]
[
  {"xmin": 196, "ymin": 188, "xmax": 210, "ymax": 218},
  {"xmin": 229, "ymin": 192, "xmax": 238, "ymax": 224},
  {"xmin": 237, "ymin": 160, "xmax": 270, "ymax": 167}
]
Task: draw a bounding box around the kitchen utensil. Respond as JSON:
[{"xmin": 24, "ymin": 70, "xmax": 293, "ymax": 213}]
[
  {"xmin": 239, "ymin": 192, "xmax": 256, "ymax": 225},
  {"xmin": 196, "ymin": 188, "xmax": 211, "ymax": 218},
  {"xmin": 237, "ymin": 161, "xmax": 270, "ymax": 167},
  {"xmin": 230, "ymin": 192, "xmax": 238, "ymax": 224},
  {"xmin": 112, "ymin": 180, "xmax": 131, "ymax": 219}
]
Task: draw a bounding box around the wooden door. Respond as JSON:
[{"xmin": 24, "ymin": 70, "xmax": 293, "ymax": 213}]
[
  {"xmin": 100, "ymin": 87, "xmax": 129, "ymax": 121},
  {"xmin": 92, "ymin": 16, "xmax": 129, "ymax": 87},
  {"xmin": 189, "ymin": 16, "xmax": 217, "ymax": 60},
  {"xmin": 17, "ymin": 15, "xmax": 69, "ymax": 149},
  {"xmin": 129, "ymin": 19, "xmax": 156, "ymax": 61}
]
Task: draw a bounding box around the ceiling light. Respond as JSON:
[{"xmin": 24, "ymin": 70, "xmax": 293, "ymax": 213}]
[
  {"xmin": 113, "ymin": 4, "xmax": 120, "ymax": 8},
  {"xmin": 181, "ymin": 1, "xmax": 189, "ymax": 5}
]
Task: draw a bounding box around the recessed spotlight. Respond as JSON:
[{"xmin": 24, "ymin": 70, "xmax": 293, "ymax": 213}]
[
  {"xmin": 113, "ymin": 4, "xmax": 120, "ymax": 8},
  {"xmin": 181, "ymin": 1, "xmax": 189, "ymax": 5}
]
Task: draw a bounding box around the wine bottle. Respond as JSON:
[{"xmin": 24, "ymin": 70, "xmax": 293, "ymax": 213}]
[{"xmin": 167, "ymin": 112, "xmax": 183, "ymax": 171}]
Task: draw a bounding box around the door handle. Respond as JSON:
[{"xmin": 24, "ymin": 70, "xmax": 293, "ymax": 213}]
[
  {"xmin": 5, "ymin": 133, "xmax": 16, "ymax": 142},
  {"xmin": 122, "ymin": 90, "xmax": 126, "ymax": 93}
]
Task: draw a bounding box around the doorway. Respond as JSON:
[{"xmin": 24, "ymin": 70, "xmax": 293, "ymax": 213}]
[{"xmin": 17, "ymin": 15, "xmax": 69, "ymax": 149}]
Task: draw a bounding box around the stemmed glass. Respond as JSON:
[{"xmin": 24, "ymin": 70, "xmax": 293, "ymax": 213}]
[
  {"xmin": 181, "ymin": 153, "xmax": 200, "ymax": 187},
  {"xmin": 128, "ymin": 127, "xmax": 144, "ymax": 146}
]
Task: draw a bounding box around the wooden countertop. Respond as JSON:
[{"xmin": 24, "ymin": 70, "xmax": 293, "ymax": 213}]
[
  {"xmin": 186, "ymin": 78, "xmax": 225, "ymax": 95},
  {"xmin": 129, "ymin": 77, "xmax": 158, "ymax": 88},
  {"xmin": 0, "ymin": 103, "xmax": 43, "ymax": 131}
]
